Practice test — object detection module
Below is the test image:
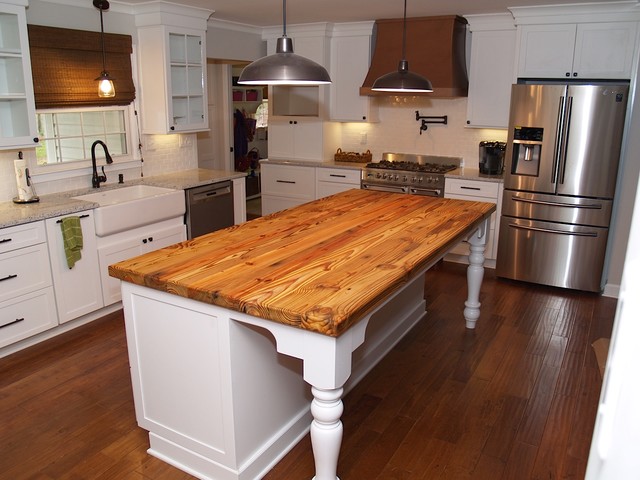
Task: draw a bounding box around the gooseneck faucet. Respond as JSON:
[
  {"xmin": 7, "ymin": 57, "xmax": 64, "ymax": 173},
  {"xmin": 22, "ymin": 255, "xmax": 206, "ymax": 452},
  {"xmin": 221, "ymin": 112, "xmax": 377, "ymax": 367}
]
[{"xmin": 91, "ymin": 140, "xmax": 113, "ymax": 188}]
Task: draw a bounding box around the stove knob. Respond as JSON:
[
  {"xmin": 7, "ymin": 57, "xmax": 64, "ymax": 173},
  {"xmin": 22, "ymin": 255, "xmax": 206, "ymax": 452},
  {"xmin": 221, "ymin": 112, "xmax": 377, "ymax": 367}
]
[
  {"xmin": 375, "ymin": 173, "xmax": 381, "ymax": 179},
  {"xmin": 411, "ymin": 177, "xmax": 417, "ymax": 183},
  {"xmin": 394, "ymin": 174, "xmax": 399, "ymax": 181},
  {"xmin": 402, "ymin": 175, "xmax": 408, "ymax": 182},
  {"xmin": 427, "ymin": 177, "xmax": 433, "ymax": 183},
  {"xmin": 418, "ymin": 177, "xmax": 423, "ymax": 183}
]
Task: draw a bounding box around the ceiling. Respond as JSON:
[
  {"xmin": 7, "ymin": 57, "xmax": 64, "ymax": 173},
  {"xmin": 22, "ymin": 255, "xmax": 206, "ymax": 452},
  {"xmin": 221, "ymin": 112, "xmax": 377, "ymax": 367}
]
[{"xmin": 120, "ymin": 0, "xmax": 630, "ymax": 27}]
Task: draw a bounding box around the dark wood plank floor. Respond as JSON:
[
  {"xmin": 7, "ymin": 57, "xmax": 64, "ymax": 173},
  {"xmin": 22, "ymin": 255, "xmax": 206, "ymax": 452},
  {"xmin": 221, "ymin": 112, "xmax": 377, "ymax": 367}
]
[{"xmin": 0, "ymin": 262, "xmax": 615, "ymax": 479}]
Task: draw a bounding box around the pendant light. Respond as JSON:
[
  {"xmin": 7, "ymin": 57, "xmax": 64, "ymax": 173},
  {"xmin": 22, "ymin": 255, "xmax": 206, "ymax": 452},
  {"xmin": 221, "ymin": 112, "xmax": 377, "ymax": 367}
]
[
  {"xmin": 371, "ymin": 0, "xmax": 433, "ymax": 93},
  {"xmin": 238, "ymin": 0, "xmax": 331, "ymax": 85},
  {"xmin": 94, "ymin": 0, "xmax": 116, "ymax": 98}
]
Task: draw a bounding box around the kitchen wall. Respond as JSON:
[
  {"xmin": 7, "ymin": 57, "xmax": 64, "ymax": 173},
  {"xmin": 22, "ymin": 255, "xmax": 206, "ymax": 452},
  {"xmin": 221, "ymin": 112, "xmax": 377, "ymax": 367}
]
[
  {"xmin": 0, "ymin": 135, "xmax": 198, "ymax": 201},
  {"xmin": 339, "ymin": 96, "xmax": 507, "ymax": 167}
]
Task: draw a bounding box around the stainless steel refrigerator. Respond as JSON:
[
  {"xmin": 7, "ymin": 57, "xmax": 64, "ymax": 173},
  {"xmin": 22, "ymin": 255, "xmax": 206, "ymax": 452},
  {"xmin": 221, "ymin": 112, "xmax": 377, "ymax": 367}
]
[{"xmin": 496, "ymin": 83, "xmax": 629, "ymax": 292}]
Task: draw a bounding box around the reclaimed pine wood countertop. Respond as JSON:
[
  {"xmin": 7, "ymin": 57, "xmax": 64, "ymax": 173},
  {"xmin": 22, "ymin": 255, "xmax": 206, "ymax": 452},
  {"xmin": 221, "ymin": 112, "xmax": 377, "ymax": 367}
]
[{"xmin": 109, "ymin": 189, "xmax": 495, "ymax": 337}]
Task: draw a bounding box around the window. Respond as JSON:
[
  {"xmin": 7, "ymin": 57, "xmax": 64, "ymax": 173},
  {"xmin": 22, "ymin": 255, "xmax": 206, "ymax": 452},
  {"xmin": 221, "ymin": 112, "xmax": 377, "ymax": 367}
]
[{"xmin": 36, "ymin": 106, "xmax": 132, "ymax": 166}]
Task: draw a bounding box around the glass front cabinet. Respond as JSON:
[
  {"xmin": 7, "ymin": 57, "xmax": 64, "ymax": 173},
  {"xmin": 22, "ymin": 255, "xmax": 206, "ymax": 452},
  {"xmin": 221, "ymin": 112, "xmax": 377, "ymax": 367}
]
[
  {"xmin": 0, "ymin": 0, "xmax": 38, "ymax": 149},
  {"xmin": 137, "ymin": 25, "xmax": 208, "ymax": 134}
]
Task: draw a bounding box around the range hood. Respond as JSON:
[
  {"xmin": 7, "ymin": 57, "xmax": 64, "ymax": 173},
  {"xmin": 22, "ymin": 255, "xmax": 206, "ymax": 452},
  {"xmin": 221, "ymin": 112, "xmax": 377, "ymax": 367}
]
[{"xmin": 361, "ymin": 15, "xmax": 468, "ymax": 97}]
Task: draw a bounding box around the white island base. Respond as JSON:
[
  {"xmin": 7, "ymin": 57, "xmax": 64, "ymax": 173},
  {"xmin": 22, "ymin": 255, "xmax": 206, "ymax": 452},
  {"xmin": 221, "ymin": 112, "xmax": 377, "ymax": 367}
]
[{"xmin": 120, "ymin": 226, "xmax": 488, "ymax": 480}]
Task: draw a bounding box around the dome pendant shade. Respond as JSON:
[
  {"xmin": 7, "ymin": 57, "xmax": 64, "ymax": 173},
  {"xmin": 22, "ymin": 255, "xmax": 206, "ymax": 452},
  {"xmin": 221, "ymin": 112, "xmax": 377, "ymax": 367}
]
[
  {"xmin": 371, "ymin": 0, "xmax": 433, "ymax": 94},
  {"xmin": 371, "ymin": 59, "xmax": 433, "ymax": 93},
  {"xmin": 238, "ymin": 36, "xmax": 331, "ymax": 85}
]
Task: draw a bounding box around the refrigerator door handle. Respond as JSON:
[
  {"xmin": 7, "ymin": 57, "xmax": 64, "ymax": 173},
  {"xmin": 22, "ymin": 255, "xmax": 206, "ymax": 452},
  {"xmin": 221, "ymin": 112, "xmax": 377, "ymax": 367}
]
[
  {"xmin": 558, "ymin": 96, "xmax": 573, "ymax": 185},
  {"xmin": 552, "ymin": 96, "xmax": 566, "ymax": 184},
  {"xmin": 512, "ymin": 196, "xmax": 603, "ymax": 210},
  {"xmin": 507, "ymin": 222, "xmax": 598, "ymax": 237}
]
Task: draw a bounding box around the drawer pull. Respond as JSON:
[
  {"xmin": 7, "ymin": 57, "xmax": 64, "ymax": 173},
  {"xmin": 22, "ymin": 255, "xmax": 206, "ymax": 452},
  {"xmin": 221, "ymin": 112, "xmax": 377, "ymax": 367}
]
[
  {"xmin": 460, "ymin": 186, "xmax": 481, "ymax": 191},
  {"xmin": 0, "ymin": 238, "xmax": 12, "ymax": 244},
  {"xmin": 56, "ymin": 214, "xmax": 90, "ymax": 224},
  {"xmin": 276, "ymin": 180, "xmax": 296, "ymax": 184},
  {"xmin": 0, "ymin": 274, "xmax": 18, "ymax": 282},
  {"xmin": 0, "ymin": 317, "xmax": 24, "ymax": 329},
  {"xmin": 329, "ymin": 174, "xmax": 347, "ymax": 178}
]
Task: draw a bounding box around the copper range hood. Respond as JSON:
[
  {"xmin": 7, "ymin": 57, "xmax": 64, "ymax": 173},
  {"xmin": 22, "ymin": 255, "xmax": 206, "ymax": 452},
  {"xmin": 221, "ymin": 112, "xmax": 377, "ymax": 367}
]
[{"xmin": 361, "ymin": 15, "xmax": 468, "ymax": 97}]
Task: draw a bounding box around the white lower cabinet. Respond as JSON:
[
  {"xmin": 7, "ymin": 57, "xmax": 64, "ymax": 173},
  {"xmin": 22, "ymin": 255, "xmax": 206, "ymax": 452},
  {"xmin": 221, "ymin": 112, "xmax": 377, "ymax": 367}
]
[
  {"xmin": 0, "ymin": 221, "xmax": 57, "ymax": 348},
  {"xmin": 261, "ymin": 163, "xmax": 316, "ymax": 215},
  {"xmin": 98, "ymin": 218, "xmax": 186, "ymax": 306},
  {"xmin": 316, "ymin": 167, "xmax": 361, "ymax": 198},
  {"xmin": 262, "ymin": 163, "xmax": 362, "ymax": 214},
  {"xmin": 46, "ymin": 212, "xmax": 103, "ymax": 324},
  {"xmin": 444, "ymin": 178, "xmax": 503, "ymax": 263}
]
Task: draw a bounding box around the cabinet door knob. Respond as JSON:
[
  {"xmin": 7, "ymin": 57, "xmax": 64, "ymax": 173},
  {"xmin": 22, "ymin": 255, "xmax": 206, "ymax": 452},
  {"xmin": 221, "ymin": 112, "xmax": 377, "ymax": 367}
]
[
  {"xmin": 170, "ymin": 126, "xmax": 175, "ymax": 131},
  {"xmin": 565, "ymin": 72, "xmax": 570, "ymax": 77},
  {"xmin": 573, "ymin": 72, "xmax": 578, "ymax": 77},
  {"xmin": 142, "ymin": 238, "xmax": 148, "ymax": 244},
  {"xmin": 33, "ymin": 137, "xmax": 39, "ymax": 143}
]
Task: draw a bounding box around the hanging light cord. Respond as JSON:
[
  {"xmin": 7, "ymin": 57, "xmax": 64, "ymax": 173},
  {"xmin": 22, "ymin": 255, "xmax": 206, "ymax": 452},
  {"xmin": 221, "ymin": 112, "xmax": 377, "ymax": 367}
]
[
  {"xmin": 401, "ymin": 0, "xmax": 407, "ymax": 61},
  {"xmin": 282, "ymin": 0, "xmax": 287, "ymax": 37},
  {"xmin": 98, "ymin": 2, "xmax": 107, "ymax": 73}
]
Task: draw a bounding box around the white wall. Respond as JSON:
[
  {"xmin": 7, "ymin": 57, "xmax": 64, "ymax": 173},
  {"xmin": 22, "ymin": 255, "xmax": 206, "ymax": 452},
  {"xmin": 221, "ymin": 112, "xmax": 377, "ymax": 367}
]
[
  {"xmin": 206, "ymin": 19, "xmax": 265, "ymax": 61},
  {"xmin": 339, "ymin": 96, "xmax": 507, "ymax": 169}
]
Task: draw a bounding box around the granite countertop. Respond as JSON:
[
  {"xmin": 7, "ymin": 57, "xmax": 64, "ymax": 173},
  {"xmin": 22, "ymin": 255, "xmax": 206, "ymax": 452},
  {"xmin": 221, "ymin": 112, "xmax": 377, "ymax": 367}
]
[
  {"xmin": 0, "ymin": 168, "xmax": 244, "ymax": 230},
  {"xmin": 109, "ymin": 189, "xmax": 495, "ymax": 336},
  {"xmin": 262, "ymin": 158, "xmax": 505, "ymax": 183},
  {"xmin": 446, "ymin": 167, "xmax": 504, "ymax": 184},
  {"xmin": 261, "ymin": 158, "xmax": 368, "ymax": 170}
]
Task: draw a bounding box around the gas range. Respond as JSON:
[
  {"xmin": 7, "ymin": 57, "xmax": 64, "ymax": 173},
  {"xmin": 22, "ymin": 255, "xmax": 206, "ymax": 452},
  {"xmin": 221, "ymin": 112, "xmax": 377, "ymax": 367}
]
[{"xmin": 361, "ymin": 153, "xmax": 461, "ymax": 197}]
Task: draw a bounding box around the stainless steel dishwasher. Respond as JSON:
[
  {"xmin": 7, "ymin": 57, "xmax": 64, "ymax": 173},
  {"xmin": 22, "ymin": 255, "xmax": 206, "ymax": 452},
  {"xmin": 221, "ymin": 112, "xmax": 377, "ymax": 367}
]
[{"xmin": 185, "ymin": 181, "xmax": 234, "ymax": 239}]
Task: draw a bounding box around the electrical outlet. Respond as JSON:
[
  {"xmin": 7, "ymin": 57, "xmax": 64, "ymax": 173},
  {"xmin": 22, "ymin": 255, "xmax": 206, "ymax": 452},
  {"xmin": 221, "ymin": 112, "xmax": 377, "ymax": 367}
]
[
  {"xmin": 360, "ymin": 132, "xmax": 367, "ymax": 145},
  {"xmin": 145, "ymin": 136, "xmax": 157, "ymax": 151},
  {"xmin": 179, "ymin": 134, "xmax": 193, "ymax": 148}
]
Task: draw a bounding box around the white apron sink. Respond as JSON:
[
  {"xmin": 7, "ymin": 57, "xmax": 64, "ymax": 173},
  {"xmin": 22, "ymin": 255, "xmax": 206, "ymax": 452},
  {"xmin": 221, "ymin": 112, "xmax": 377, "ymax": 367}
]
[{"xmin": 73, "ymin": 185, "xmax": 185, "ymax": 237}]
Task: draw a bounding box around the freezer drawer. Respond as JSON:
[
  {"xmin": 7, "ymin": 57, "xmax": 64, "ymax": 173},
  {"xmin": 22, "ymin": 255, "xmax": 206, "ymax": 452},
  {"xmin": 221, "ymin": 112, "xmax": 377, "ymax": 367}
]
[
  {"xmin": 502, "ymin": 190, "xmax": 613, "ymax": 227},
  {"xmin": 496, "ymin": 216, "xmax": 608, "ymax": 292}
]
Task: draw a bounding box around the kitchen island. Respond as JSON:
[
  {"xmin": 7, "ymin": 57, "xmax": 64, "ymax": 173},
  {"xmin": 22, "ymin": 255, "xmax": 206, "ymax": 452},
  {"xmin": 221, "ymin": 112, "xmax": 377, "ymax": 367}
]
[{"xmin": 109, "ymin": 189, "xmax": 495, "ymax": 480}]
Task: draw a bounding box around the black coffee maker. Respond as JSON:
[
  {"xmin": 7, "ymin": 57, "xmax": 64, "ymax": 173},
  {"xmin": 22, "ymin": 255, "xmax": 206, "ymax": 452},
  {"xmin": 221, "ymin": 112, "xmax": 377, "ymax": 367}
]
[{"xmin": 479, "ymin": 141, "xmax": 506, "ymax": 175}]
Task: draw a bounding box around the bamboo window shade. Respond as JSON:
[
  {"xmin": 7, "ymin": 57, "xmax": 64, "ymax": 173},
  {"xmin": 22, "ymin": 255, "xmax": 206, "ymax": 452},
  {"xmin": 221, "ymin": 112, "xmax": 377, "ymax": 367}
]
[{"xmin": 27, "ymin": 24, "xmax": 135, "ymax": 108}]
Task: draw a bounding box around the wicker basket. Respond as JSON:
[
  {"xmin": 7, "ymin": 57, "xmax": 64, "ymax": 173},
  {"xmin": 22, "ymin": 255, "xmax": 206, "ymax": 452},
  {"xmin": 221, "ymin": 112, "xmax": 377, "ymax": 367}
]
[{"xmin": 334, "ymin": 148, "xmax": 372, "ymax": 163}]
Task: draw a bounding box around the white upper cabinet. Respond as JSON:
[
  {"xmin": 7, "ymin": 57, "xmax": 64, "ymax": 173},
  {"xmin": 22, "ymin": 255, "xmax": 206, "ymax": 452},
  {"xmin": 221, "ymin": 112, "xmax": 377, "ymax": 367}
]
[
  {"xmin": 135, "ymin": 5, "xmax": 212, "ymax": 134},
  {"xmin": 0, "ymin": 0, "xmax": 38, "ymax": 149},
  {"xmin": 572, "ymin": 22, "xmax": 638, "ymax": 79},
  {"xmin": 268, "ymin": 118, "xmax": 339, "ymax": 162},
  {"xmin": 512, "ymin": 4, "xmax": 640, "ymax": 80},
  {"xmin": 465, "ymin": 14, "xmax": 516, "ymax": 129},
  {"xmin": 329, "ymin": 22, "xmax": 378, "ymax": 123}
]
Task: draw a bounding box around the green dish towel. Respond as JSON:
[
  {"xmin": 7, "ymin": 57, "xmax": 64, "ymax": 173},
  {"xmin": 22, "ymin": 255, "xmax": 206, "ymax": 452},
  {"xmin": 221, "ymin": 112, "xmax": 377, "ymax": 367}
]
[{"xmin": 60, "ymin": 216, "xmax": 83, "ymax": 269}]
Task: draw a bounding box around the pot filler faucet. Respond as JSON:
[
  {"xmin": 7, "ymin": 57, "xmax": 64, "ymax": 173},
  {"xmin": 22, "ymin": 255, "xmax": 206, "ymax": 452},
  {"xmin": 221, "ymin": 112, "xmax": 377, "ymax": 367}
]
[{"xmin": 91, "ymin": 140, "xmax": 113, "ymax": 188}]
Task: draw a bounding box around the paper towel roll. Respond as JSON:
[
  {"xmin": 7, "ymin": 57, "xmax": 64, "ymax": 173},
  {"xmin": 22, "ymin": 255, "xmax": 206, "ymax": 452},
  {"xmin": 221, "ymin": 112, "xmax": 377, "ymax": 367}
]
[{"xmin": 14, "ymin": 159, "xmax": 29, "ymax": 202}]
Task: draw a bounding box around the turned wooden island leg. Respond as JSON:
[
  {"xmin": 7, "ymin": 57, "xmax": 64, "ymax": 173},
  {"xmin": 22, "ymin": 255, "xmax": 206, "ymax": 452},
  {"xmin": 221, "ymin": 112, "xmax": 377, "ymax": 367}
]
[
  {"xmin": 464, "ymin": 222, "xmax": 488, "ymax": 329},
  {"xmin": 310, "ymin": 386, "xmax": 344, "ymax": 480}
]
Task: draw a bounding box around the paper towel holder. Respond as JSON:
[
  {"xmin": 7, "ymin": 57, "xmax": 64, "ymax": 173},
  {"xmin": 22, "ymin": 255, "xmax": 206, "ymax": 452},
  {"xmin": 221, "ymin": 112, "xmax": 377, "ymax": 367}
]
[{"xmin": 12, "ymin": 152, "xmax": 40, "ymax": 204}]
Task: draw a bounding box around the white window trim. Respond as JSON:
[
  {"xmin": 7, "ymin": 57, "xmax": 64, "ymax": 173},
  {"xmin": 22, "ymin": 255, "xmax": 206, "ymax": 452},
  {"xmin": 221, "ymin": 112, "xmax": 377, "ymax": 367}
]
[{"xmin": 28, "ymin": 103, "xmax": 140, "ymax": 179}]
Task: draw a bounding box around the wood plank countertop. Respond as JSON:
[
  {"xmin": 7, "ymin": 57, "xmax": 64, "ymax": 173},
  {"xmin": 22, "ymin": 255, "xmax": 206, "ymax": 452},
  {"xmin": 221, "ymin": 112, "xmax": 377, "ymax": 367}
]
[{"xmin": 109, "ymin": 189, "xmax": 495, "ymax": 336}]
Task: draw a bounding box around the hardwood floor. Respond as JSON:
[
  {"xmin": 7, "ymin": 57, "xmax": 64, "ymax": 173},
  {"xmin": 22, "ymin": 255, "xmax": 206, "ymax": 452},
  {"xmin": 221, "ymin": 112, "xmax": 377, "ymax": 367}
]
[{"xmin": 0, "ymin": 262, "xmax": 615, "ymax": 479}]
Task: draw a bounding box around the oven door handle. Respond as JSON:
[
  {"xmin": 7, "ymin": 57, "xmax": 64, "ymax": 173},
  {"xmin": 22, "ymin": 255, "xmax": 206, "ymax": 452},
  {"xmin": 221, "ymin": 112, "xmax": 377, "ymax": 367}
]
[
  {"xmin": 361, "ymin": 183, "xmax": 409, "ymax": 194},
  {"xmin": 410, "ymin": 187, "xmax": 442, "ymax": 197}
]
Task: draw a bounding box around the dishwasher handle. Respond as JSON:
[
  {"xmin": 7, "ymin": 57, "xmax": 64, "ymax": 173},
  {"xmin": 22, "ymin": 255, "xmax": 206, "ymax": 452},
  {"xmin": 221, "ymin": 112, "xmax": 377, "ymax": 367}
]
[{"xmin": 189, "ymin": 184, "xmax": 232, "ymax": 204}]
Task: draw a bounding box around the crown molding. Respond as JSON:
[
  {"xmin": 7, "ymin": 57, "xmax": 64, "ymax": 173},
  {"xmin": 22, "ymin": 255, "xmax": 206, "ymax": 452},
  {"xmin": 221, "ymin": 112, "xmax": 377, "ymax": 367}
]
[{"xmin": 509, "ymin": 1, "xmax": 640, "ymax": 24}]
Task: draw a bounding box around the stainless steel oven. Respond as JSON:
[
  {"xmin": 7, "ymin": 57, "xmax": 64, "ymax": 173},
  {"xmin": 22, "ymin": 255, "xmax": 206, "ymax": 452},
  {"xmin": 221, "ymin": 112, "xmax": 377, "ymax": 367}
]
[{"xmin": 360, "ymin": 152, "xmax": 460, "ymax": 197}]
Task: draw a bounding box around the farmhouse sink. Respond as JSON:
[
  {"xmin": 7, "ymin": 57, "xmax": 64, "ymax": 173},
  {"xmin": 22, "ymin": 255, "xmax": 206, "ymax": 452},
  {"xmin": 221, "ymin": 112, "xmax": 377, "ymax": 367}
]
[{"xmin": 73, "ymin": 185, "xmax": 186, "ymax": 237}]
